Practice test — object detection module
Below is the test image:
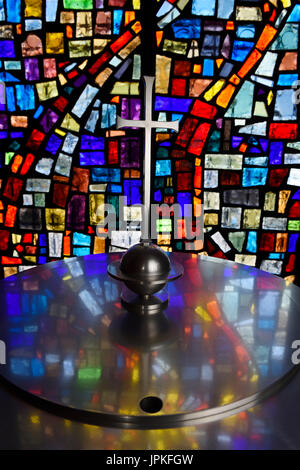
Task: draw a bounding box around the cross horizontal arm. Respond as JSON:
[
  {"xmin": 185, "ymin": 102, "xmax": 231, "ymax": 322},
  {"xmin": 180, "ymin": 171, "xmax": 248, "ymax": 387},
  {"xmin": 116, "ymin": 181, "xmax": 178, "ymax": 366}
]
[{"xmin": 116, "ymin": 116, "xmax": 179, "ymax": 132}]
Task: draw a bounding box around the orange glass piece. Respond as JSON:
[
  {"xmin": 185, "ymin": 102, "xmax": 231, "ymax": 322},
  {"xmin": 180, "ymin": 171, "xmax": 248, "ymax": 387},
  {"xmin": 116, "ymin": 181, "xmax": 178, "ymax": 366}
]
[
  {"xmin": 193, "ymin": 64, "xmax": 201, "ymax": 74},
  {"xmin": 229, "ymin": 74, "xmax": 240, "ymax": 85},
  {"xmin": 16, "ymin": 24, "xmax": 21, "ymax": 34},
  {"xmin": 11, "ymin": 154, "xmax": 23, "ymax": 174},
  {"xmin": 237, "ymin": 49, "xmax": 262, "ymax": 78},
  {"xmin": 110, "ymin": 30, "xmax": 133, "ymax": 53},
  {"xmin": 256, "ymin": 24, "xmax": 277, "ymax": 51},
  {"xmin": 111, "ymin": 96, "xmax": 120, "ymax": 103},
  {"xmin": 2, "ymin": 256, "xmax": 22, "ymax": 265},
  {"xmin": 216, "ymin": 59, "xmax": 223, "ymax": 68},
  {"xmin": 63, "ymin": 236, "xmax": 71, "ymax": 256},
  {"xmin": 131, "ymin": 21, "xmax": 141, "ymax": 34},
  {"xmin": 125, "ymin": 11, "xmax": 135, "ymax": 25},
  {"xmin": 156, "ymin": 31, "xmax": 163, "ymax": 47},
  {"xmin": 264, "ymin": 2, "xmax": 270, "ymax": 12},
  {"xmin": 66, "ymin": 25, "xmax": 73, "ymax": 38},
  {"xmin": 216, "ymin": 84, "xmax": 235, "ymax": 108},
  {"xmin": 239, "ymin": 143, "xmax": 248, "ymax": 153},
  {"xmin": 226, "ymin": 21, "xmax": 234, "ymax": 30},
  {"xmin": 194, "ymin": 166, "xmax": 202, "ymax": 189},
  {"xmin": 4, "ymin": 205, "xmax": 17, "ymax": 228}
]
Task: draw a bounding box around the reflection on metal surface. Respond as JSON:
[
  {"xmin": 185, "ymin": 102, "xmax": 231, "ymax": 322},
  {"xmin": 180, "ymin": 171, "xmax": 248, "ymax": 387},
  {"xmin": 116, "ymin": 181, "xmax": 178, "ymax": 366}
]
[{"xmin": 0, "ymin": 253, "xmax": 300, "ymax": 429}]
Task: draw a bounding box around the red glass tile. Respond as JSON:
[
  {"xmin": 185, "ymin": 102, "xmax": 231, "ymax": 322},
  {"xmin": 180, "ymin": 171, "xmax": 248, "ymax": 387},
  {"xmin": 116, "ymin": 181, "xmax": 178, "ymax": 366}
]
[
  {"xmin": 289, "ymin": 201, "xmax": 300, "ymax": 218},
  {"xmin": 220, "ymin": 171, "xmax": 240, "ymax": 185},
  {"xmin": 26, "ymin": 129, "xmax": 45, "ymax": 150},
  {"xmin": 269, "ymin": 123, "xmax": 298, "ymax": 140},
  {"xmin": 20, "ymin": 153, "xmax": 35, "ymax": 175},
  {"xmin": 188, "ymin": 122, "xmax": 211, "ymax": 156},
  {"xmin": 191, "ymin": 100, "xmax": 217, "ymax": 120},
  {"xmin": 286, "ymin": 254, "xmax": 295, "ymax": 272},
  {"xmin": 53, "ymin": 183, "xmax": 70, "ymax": 208},
  {"xmin": 0, "ymin": 230, "xmax": 9, "ymax": 250},
  {"xmin": 269, "ymin": 169, "xmax": 289, "ymax": 186},
  {"xmin": 53, "ymin": 97, "xmax": 69, "ymax": 112},
  {"xmin": 260, "ymin": 232, "xmax": 275, "ymax": 251},
  {"xmin": 177, "ymin": 172, "xmax": 192, "ymax": 191},
  {"xmin": 108, "ymin": 139, "xmax": 118, "ymax": 164},
  {"xmin": 171, "ymin": 78, "xmax": 186, "ymax": 96},
  {"xmin": 110, "ymin": 30, "xmax": 133, "ymax": 54},
  {"xmin": 3, "ymin": 177, "xmax": 23, "ymax": 202},
  {"xmin": 176, "ymin": 118, "xmax": 198, "ymax": 148},
  {"xmin": 89, "ymin": 51, "xmax": 112, "ymax": 75}
]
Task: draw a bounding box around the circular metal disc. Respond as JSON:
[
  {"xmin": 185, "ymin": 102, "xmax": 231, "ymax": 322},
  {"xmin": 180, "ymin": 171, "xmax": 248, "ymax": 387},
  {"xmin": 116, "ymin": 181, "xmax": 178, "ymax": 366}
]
[{"xmin": 0, "ymin": 253, "xmax": 300, "ymax": 428}]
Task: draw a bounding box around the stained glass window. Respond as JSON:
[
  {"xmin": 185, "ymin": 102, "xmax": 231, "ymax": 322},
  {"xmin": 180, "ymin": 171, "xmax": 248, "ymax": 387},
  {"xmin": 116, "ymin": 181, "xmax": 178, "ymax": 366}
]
[{"xmin": 0, "ymin": 0, "xmax": 299, "ymax": 280}]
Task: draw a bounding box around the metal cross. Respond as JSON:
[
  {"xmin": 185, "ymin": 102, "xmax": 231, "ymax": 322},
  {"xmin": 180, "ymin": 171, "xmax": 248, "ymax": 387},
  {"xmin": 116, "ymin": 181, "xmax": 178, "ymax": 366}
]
[{"xmin": 116, "ymin": 76, "xmax": 179, "ymax": 239}]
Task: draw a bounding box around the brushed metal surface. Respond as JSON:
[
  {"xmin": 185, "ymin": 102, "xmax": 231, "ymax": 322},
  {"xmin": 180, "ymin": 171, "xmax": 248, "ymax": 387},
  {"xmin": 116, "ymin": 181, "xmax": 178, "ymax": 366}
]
[{"xmin": 0, "ymin": 253, "xmax": 299, "ymax": 429}]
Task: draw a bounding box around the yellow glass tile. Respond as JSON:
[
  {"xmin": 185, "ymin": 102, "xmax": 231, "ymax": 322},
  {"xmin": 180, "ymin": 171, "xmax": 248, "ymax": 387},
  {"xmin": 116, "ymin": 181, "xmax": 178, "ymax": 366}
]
[
  {"xmin": 132, "ymin": 0, "xmax": 140, "ymax": 9},
  {"xmin": 25, "ymin": 0, "xmax": 42, "ymax": 17},
  {"xmin": 45, "ymin": 209, "xmax": 65, "ymax": 231},
  {"xmin": 60, "ymin": 11, "xmax": 75, "ymax": 23},
  {"xmin": 267, "ymin": 90, "xmax": 273, "ymax": 106},
  {"xmin": 264, "ymin": 192, "xmax": 276, "ymax": 211},
  {"xmin": 36, "ymin": 81, "xmax": 58, "ymax": 101},
  {"xmin": 155, "ymin": 55, "xmax": 171, "ymax": 94},
  {"xmin": 243, "ymin": 209, "xmax": 261, "ymax": 229},
  {"xmin": 163, "ymin": 39, "xmax": 188, "ymax": 55},
  {"xmin": 89, "ymin": 194, "xmax": 105, "ymax": 225},
  {"xmin": 55, "ymin": 129, "xmax": 66, "ymax": 137},
  {"xmin": 204, "ymin": 213, "xmax": 218, "ymax": 225},
  {"xmin": 61, "ymin": 114, "xmax": 80, "ymax": 132},
  {"xmin": 46, "ymin": 33, "xmax": 64, "ymax": 54},
  {"xmin": 204, "ymin": 79, "xmax": 225, "ymax": 101},
  {"xmin": 4, "ymin": 267, "xmax": 18, "ymax": 278},
  {"xmin": 12, "ymin": 234, "xmax": 22, "ymax": 244},
  {"xmin": 93, "ymin": 39, "xmax": 110, "ymax": 55},
  {"xmin": 110, "ymin": 81, "xmax": 139, "ymax": 95}
]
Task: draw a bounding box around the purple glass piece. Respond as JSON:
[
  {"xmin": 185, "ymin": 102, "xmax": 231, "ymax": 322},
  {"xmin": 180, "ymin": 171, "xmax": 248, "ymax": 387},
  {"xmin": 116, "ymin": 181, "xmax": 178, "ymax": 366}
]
[
  {"xmin": 40, "ymin": 109, "xmax": 59, "ymax": 133},
  {"xmin": 67, "ymin": 195, "xmax": 86, "ymax": 231},
  {"xmin": 259, "ymin": 138, "xmax": 269, "ymax": 152},
  {"xmin": 130, "ymin": 98, "xmax": 141, "ymax": 120},
  {"xmin": 121, "ymin": 98, "xmax": 129, "ymax": 119},
  {"xmin": 24, "ymin": 58, "xmax": 39, "ymax": 81},
  {"xmin": 216, "ymin": 118, "xmax": 223, "ymax": 129},
  {"xmin": 232, "ymin": 136, "xmax": 243, "ymax": 148},
  {"xmin": 0, "ymin": 114, "xmax": 8, "ymax": 129},
  {"xmin": 120, "ymin": 137, "xmax": 140, "ymax": 168},
  {"xmin": 74, "ymin": 74, "xmax": 88, "ymax": 88}
]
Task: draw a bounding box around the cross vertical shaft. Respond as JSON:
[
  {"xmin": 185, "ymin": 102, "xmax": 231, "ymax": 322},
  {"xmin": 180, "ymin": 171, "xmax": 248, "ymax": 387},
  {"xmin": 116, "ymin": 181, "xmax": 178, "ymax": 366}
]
[{"xmin": 116, "ymin": 76, "xmax": 179, "ymax": 240}]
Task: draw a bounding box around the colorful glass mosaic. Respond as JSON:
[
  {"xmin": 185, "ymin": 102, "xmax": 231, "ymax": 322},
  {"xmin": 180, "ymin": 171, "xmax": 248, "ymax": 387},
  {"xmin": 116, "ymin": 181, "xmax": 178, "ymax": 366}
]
[{"xmin": 0, "ymin": 0, "xmax": 299, "ymax": 279}]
